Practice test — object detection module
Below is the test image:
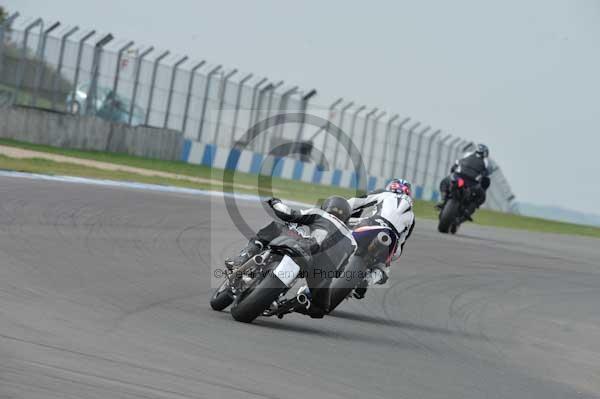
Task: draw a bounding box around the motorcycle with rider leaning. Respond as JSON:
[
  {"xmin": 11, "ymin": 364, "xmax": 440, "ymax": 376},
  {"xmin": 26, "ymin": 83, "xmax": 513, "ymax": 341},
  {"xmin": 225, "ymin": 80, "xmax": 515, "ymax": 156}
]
[
  {"xmin": 214, "ymin": 195, "xmax": 361, "ymax": 321},
  {"xmin": 346, "ymin": 178, "xmax": 415, "ymax": 300},
  {"xmin": 214, "ymin": 179, "xmax": 416, "ymax": 321},
  {"xmin": 436, "ymin": 143, "xmax": 491, "ymax": 233}
]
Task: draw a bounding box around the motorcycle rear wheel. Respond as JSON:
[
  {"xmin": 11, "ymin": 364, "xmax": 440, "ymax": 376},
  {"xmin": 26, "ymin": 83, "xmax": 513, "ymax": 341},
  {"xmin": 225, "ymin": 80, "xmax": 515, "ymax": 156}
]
[{"xmin": 230, "ymin": 266, "xmax": 288, "ymax": 323}]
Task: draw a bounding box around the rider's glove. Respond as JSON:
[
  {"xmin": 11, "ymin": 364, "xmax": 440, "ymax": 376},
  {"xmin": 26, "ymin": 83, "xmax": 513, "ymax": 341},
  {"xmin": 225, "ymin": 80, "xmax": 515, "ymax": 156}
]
[
  {"xmin": 347, "ymin": 217, "xmax": 363, "ymax": 227},
  {"xmin": 266, "ymin": 197, "xmax": 282, "ymax": 208}
]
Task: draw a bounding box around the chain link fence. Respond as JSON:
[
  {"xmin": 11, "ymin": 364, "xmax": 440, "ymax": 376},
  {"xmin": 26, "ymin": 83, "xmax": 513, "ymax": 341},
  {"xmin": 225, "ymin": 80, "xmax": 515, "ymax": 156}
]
[{"xmin": 0, "ymin": 14, "xmax": 516, "ymax": 212}]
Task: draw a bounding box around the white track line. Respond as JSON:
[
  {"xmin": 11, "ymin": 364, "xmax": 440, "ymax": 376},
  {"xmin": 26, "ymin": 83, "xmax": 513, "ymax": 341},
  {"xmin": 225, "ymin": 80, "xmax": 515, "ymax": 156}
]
[{"xmin": 0, "ymin": 170, "xmax": 313, "ymax": 207}]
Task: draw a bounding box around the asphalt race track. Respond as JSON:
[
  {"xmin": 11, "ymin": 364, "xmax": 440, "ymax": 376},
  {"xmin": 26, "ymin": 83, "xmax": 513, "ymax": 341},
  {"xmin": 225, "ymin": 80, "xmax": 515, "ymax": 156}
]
[{"xmin": 1, "ymin": 175, "xmax": 599, "ymax": 399}]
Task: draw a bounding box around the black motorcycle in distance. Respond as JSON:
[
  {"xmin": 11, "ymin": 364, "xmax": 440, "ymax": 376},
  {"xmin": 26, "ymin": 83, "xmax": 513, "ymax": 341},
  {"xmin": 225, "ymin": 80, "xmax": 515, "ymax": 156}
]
[{"xmin": 437, "ymin": 174, "xmax": 481, "ymax": 234}]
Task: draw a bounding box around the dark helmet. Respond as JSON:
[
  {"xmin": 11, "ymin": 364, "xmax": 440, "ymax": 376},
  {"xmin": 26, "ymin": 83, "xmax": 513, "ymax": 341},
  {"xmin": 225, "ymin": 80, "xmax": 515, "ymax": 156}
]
[
  {"xmin": 385, "ymin": 178, "xmax": 412, "ymax": 196},
  {"xmin": 475, "ymin": 143, "xmax": 489, "ymax": 158},
  {"xmin": 321, "ymin": 196, "xmax": 351, "ymax": 223}
]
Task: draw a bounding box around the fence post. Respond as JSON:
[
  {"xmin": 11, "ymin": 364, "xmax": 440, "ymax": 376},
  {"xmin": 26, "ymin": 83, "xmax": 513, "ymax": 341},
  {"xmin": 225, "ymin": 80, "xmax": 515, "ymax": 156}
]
[
  {"xmin": 260, "ymin": 80, "xmax": 283, "ymax": 153},
  {"xmin": 110, "ymin": 40, "xmax": 134, "ymax": 116},
  {"xmin": 274, "ymin": 85, "xmax": 298, "ymax": 139},
  {"xmin": 0, "ymin": 12, "xmax": 20, "ymax": 78},
  {"xmin": 359, "ymin": 108, "xmax": 378, "ymax": 152},
  {"xmin": 445, "ymin": 137, "xmax": 461, "ymax": 175},
  {"xmin": 247, "ymin": 77, "xmax": 267, "ymax": 133},
  {"xmin": 30, "ymin": 21, "xmax": 60, "ymax": 107},
  {"xmin": 15, "ymin": 18, "xmax": 43, "ymax": 102},
  {"xmin": 128, "ymin": 46, "xmax": 154, "ymax": 125},
  {"xmin": 332, "ymin": 101, "xmax": 354, "ymax": 169},
  {"xmin": 318, "ymin": 97, "xmax": 343, "ymax": 164},
  {"xmin": 86, "ymin": 33, "xmax": 113, "ymax": 116},
  {"xmin": 213, "ymin": 68, "xmax": 238, "ymax": 143},
  {"xmin": 421, "ymin": 129, "xmax": 441, "ymax": 191},
  {"xmin": 367, "ymin": 111, "xmax": 386, "ymax": 174},
  {"xmin": 454, "ymin": 139, "xmax": 468, "ymax": 163},
  {"xmin": 378, "ymin": 114, "xmax": 399, "ymax": 177},
  {"xmin": 411, "ymin": 125, "xmax": 431, "ymax": 184},
  {"xmin": 344, "ymin": 105, "xmax": 366, "ymax": 170},
  {"xmin": 230, "ymin": 72, "xmax": 253, "ymax": 146},
  {"xmin": 401, "ymin": 121, "xmax": 421, "ymax": 179},
  {"xmin": 251, "ymin": 81, "xmax": 273, "ymax": 151},
  {"xmin": 51, "ymin": 26, "xmax": 78, "ymax": 110},
  {"xmin": 143, "ymin": 50, "xmax": 169, "ymax": 125},
  {"xmin": 463, "ymin": 141, "xmax": 474, "ymax": 152},
  {"xmin": 433, "ymin": 133, "xmax": 452, "ymax": 193},
  {"xmin": 309, "ymin": 97, "xmax": 342, "ymax": 140},
  {"xmin": 294, "ymin": 89, "xmax": 317, "ymax": 146},
  {"xmin": 163, "ymin": 55, "xmax": 188, "ymax": 129},
  {"xmin": 390, "ymin": 117, "xmax": 411, "ymax": 177},
  {"xmin": 71, "ymin": 29, "xmax": 96, "ymax": 112},
  {"xmin": 254, "ymin": 82, "xmax": 273, "ymax": 125},
  {"xmin": 197, "ymin": 64, "xmax": 222, "ymax": 142},
  {"xmin": 256, "ymin": 81, "xmax": 282, "ymax": 153},
  {"xmin": 264, "ymin": 80, "xmax": 283, "ymax": 122},
  {"xmin": 181, "ymin": 60, "xmax": 205, "ymax": 134}
]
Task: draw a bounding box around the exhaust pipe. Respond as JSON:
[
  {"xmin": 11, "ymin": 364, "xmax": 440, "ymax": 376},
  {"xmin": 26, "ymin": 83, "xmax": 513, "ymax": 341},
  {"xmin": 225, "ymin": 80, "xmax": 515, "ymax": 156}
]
[
  {"xmin": 253, "ymin": 254, "xmax": 266, "ymax": 265},
  {"xmin": 296, "ymin": 292, "xmax": 311, "ymax": 308},
  {"xmin": 368, "ymin": 231, "xmax": 392, "ymax": 253},
  {"xmin": 376, "ymin": 232, "xmax": 391, "ymax": 246}
]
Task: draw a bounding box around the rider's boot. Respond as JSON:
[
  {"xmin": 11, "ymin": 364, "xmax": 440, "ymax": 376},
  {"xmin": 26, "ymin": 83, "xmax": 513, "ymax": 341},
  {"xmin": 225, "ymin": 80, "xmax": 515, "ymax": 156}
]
[
  {"xmin": 293, "ymin": 285, "xmax": 325, "ymax": 318},
  {"xmin": 353, "ymin": 279, "xmax": 368, "ymax": 299},
  {"xmin": 435, "ymin": 192, "xmax": 448, "ymax": 211},
  {"xmin": 224, "ymin": 239, "xmax": 263, "ymax": 270},
  {"xmin": 294, "ymin": 304, "xmax": 325, "ymax": 318}
]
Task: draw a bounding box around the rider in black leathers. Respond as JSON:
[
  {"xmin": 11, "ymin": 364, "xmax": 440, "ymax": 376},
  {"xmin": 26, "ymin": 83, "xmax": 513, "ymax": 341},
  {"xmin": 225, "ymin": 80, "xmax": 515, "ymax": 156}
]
[
  {"xmin": 225, "ymin": 196, "xmax": 357, "ymax": 317},
  {"xmin": 437, "ymin": 143, "xmax": 491, "ymax": 220}
]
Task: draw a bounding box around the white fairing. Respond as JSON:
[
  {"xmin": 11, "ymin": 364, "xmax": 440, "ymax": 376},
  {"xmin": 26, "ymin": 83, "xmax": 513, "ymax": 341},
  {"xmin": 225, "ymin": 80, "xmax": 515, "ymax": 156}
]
[
  {"xmin": 349, "ymin": 192, "xmax": 414, "ymax": 236},
  {"xmin": 348, "ymin": 191, "xmax": 415, "ymax": 260},
  {"xmin": 273, "ymin": 255, "xmax": 301, "ymax": 287}
]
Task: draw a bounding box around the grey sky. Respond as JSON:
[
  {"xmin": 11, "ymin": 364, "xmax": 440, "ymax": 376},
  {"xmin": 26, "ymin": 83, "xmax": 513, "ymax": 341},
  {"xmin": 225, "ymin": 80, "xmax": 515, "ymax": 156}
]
[{"xmin": 4, "ymin": 0, "xmax": 600, "ymax": 214}]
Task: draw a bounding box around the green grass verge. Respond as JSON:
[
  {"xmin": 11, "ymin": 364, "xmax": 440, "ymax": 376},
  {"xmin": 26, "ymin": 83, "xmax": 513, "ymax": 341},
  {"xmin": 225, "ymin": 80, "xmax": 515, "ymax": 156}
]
[{"xmin": 1, "ymin": 138, "xmax": 599, "ymax": 238}]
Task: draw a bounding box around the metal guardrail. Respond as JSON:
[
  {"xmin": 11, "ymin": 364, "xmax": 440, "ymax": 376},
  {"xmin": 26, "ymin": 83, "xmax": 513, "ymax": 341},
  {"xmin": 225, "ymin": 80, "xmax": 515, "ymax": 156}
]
[{"xmin": 0, "ymin": 12, "xmax": 516, "ymax": 211}]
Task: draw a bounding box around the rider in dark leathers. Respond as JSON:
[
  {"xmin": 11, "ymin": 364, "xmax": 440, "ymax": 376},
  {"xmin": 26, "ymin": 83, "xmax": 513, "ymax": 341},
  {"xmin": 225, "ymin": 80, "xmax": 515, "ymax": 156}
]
[
  {"xmin": 225, "ymin": 196, "xmax": 357, "ymax": 317},
  {"xmin": 225, "ymin": 196, "xmax": 354, "ymax": 269},
  {"xmin": 437, "ymin": 144, "xmax": 491, "ymax": 220}
]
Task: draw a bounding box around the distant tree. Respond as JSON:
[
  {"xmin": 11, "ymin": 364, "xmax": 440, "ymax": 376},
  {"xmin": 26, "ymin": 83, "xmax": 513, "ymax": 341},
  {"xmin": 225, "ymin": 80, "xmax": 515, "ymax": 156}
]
[{"xmin": 0, "ymin": 6, "xmax": 7, "ymax": 24}]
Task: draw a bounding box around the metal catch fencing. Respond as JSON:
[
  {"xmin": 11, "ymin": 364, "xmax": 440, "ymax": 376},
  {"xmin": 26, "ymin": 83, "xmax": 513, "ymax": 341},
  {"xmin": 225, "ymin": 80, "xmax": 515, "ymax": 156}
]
[{"xmin": 0, "ymin": 14, "xmax": 516, "ymax": 212}]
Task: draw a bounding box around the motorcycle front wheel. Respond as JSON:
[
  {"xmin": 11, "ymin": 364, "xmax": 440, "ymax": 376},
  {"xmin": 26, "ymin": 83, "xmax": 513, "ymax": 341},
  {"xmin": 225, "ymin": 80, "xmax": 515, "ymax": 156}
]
[
  {"xmin": 438, "ymin": 198, "xmax": 460, "ymax": 233},
  {"xmin": 210, "ymin": 279, "xmax": 234, "ymax": 311}
]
